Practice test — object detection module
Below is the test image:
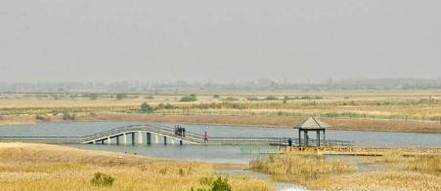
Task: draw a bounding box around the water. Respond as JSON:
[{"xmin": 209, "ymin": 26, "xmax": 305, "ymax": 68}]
[
  {"xmin": 72, "ymin": 144, "xmax": 266, "ymax": 164},
  {"xmin": 1, "ymin": 121, "xmax": 441, "ymax": 155},
  {"xmin": 179, "ymin": 124, "xmax": 441, "ymax": 148},
  {"xmin": 0, "ymin": 121, "xmax": 142, "ymax": 136}
]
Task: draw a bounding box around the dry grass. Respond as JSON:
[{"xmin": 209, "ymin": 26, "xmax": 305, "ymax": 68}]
[
  {"xmin": 251, "ymin": 148, "xmax": 441, "ymax": 190},
  {"xmin": 2, "ymin": 91, "xmax": 441, "ymax": 133},
  {"xmin": 0, "ymin": 143, "xmax": 272, "ymax": 191},
  {"xmin": 250, "ymin": 152, "xmax": 356, "ymax": 184},
  {"xmin": 406, "ymin": 155, "xmax": 441, "ymax": 175},
  {"xmin": 316, "ymin": 171, "xmax": 441, "ymax": 191}
]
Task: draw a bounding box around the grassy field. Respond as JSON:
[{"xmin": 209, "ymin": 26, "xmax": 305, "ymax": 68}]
[
  {"xmin": 0, "ymin": 143, "xmax": 272, "ymax": 191},
  {"xmin": 1, "ymin": 91, "xmax": 441, "ymax": 133},
  {"xmin": 250, "ymin": 147, "xmax": 441, "ymax": 190}
]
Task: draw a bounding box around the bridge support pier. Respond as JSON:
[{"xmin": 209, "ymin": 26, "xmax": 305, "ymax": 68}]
[
  {"xmin": 116, "ymin": 136, "xmax": 120, "ymax": 145},
  {"xmin": 146, "ymin": 132, "xmax": 151, "ymax": 145},
  {"xmin": 101, "ymin": 139, "xmax": 105, "ymax": 144},
  {"xmin": 155, "ymin": 134, "xmax": 159, "ymax": 144},
  {"xmin": 131, "ymin": 133, "xmax": 135, "ymax": 146},
  {"xmin": 138, "ymin": 131, "xmax": 143, "ymax": 145},
  {"xmin": 123, "ymin": 133, "xmax": 127, "ymax": 145},
  {"xmin": 107, "ymin": 136, "xmax": 111, "ymax": 144},
  {"xmin": 163, "ymin": 136, "xmax": 167, "ymax": 145}
]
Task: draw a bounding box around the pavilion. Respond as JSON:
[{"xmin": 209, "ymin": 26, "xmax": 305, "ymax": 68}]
[{"xmin": 294, "ymin": 117, "xmax": 329, "ymax": 147}]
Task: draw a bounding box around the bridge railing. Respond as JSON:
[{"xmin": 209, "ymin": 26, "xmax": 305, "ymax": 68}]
[
  {"xmin": 80, "ymin": 124, "xmax": 204, "ymax": 143},
  {"xmin": 79, "ymin": 124, "xmax": 352, "ymax": 146}
]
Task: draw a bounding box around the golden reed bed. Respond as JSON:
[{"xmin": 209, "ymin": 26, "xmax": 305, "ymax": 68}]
[{"xmin": 0, "ymin": 143, "xmax": 272, "ymax": 191}]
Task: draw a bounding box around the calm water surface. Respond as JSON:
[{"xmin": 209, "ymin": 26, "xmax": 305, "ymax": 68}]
[{"xmin": 1, "ymin": 121, "xmax": 441, "ymax": 164}]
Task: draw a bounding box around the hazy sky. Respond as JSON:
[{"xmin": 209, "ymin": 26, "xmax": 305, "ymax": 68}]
[{"xmin": 1, "ymin": 0, "xmax": 440, "ymax": 82}]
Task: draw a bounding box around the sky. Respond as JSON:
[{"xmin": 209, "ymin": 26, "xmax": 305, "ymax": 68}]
[{"xmin": 0, "ymin": 0, "xmax": 440, "ymax": 83}]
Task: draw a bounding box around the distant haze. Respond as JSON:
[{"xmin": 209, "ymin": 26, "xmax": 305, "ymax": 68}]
[{"xmin": 1, "ymin": 0, "xmax": 440, "ymax": 83}]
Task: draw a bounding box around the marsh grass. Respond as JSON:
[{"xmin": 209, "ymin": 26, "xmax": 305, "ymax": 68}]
[
  {"xmin": 406, "ymin": 155, "xmax": 441, "ymax": 175},
  {"xmin": 0, "ymin": 143, "xmax": 272, "ymax": 191},
  {"xmin": 2, "ymin": 91, "xmax": 441, "ymax": 133},
  {"xmin": 250, "ymin": 153, "xmax": 356, "ymax": 184},
  {"xmin": 252, "ymin": 149, "xmax": 441, "ymax": 190}
]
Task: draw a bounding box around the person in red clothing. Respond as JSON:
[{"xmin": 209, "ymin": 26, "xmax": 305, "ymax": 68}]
[{"xmin": 203, "ymin": 131, "xmax": 208, "ymax": 143}]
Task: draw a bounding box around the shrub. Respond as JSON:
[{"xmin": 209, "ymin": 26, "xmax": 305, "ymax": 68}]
[
  {"xmin": 180, "ymin": 94, "xmax": 198, "ymax": 102},
  {"xmin": 144, "ymin": 95, "xmax": 155, "ymax": 99},
  {"xmin": 246, "ymin": 96, "xmax": 259, "ymax": 101},
  {"xmin": 194, "ymin": 176, "xmax": 231, "ymax": 191},
  {"xmin": 223, "ymin": 97, "xmax": 238, "ymax": 102},
  {"xmin": 62, "ymin": 112, "xmax": 75, "ymax": 120},
  {"xmin": 164, "ymin": 103, "xmax": 175, "ymax": 109},
  {"xmin": 116, "ymin": 93, "xmax": 127, "ymax": 100},
  {"xmin": 211, "ymin": 177, "xmax": 231, "ymax": 191},
  {"xmin": 87, "ymin": 93, "xmax": 99, "ymax": 100},
  {"xmin": 265, "ymin": 96, "xmax": 279, "ymax": 100},
  {"xmin": 90, "ymin": 172, "xmax": 115, "ymax": 187},
  {"xmin": 35, "ymin": 114, "xmax": 48, "ymax": 121},
  {"xmin": 140, "ymin": 102, "xmax": 154, "ymax": 113}
]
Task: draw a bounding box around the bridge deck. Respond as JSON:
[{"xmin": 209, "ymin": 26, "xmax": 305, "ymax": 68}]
[{"xmin": 0, "ymin": 124, "xmax": 352, "ymax": 146}]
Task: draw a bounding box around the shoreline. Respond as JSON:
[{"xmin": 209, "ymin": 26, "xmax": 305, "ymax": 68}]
[
  {"xmin": 0, "ymin": 113, "xmax": 441, "ymax": 134},
  {"xmin": 2, "ymin": 116, "xmax": 441, "ymax": 135}
]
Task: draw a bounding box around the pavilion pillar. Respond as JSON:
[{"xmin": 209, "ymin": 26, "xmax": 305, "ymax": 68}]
[
  {"xmin": 131, "ymin": 132, "xmax": 135, "ymax": 146},
  {"xmin": 298, "ymin": 129, "xmax": 302, "ymax": 146},
  {"xmin": 304, "ymin": 131, "xmax": 309, "ymax": 147},
  {"xmin": 316, "ymin": 131, "xmax": 321, "ymax": 147}
]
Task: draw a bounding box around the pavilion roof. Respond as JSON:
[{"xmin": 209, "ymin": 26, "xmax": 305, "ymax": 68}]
[{"xmin": 294, "ymin": 117, "xmax": 330, "ymax": 129}]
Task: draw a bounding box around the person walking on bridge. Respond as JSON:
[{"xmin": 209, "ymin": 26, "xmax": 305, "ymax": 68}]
[{"xmin": 203, "ymin": 130, "xmax": 208, "ymax": 143}]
